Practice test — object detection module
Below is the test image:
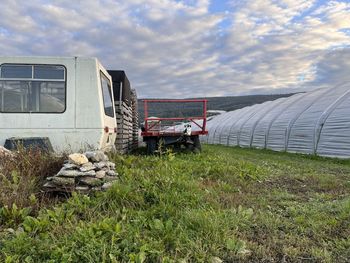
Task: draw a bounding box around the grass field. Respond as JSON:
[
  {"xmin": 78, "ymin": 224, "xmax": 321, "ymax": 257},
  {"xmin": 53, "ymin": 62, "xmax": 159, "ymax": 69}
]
[{"xmin": 1, "ymin": 145, "xmax": 350, "ymax": 262}]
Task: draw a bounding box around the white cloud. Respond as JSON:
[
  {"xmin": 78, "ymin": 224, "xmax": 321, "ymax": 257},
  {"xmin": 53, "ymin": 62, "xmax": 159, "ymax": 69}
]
[{"xmin": 0, "ymin": 0, "xmax": 349, "ymax": 98}]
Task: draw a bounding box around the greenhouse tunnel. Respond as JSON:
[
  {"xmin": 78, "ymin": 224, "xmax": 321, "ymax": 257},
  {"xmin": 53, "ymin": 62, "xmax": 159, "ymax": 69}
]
[{"xmin": 203, "ymin": 82, "xmax": 350, "ymax": 158}]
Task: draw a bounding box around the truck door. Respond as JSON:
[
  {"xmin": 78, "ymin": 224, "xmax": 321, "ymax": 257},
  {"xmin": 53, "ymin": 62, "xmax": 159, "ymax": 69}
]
[{"xmin": 100, "ymin": 71, "xmax": 117, "ymax": 149}]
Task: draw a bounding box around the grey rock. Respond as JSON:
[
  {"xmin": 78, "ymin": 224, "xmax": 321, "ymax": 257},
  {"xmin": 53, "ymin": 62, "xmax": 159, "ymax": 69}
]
[
  {"xmin": 75, "ymin": 185, "xmax": 90, "ymax": 192},
  {"xmin": 102, "ymin": 182, "xmax": 113, "ymax": 190},
  {"xmin": 95, "ymin": 161, "xmax": 108, "ymax": 170},
  {"xmin": 68, "ymin": 153, "xmax": 89, "ymax": 165},
  {"xmin": 106, "ymin": 170, "xmax": 118, "ymax": 177},
  {"xmin": 43, "ymin": 181, "xmax": 57, "ymax": 188},
  {"xmin": 63, "ymin": 163, "xmax": 79, "ymax": 170},
  {"xmin": 107, "ymin": 161, "xmax": 116, "ymax": 169},
  {"xmin": 0, "ymin": 146, "xmax": 13, "ymax": 157},
  {"xmin": 85, "ymin": 151, "xmax": 108, "ymax": 162},
  {"xmin": 81, "ymin": 170, "xmax": 96, "ymax": 177},
  {"xmin": 96, "ymin": 170, "xmax": 106, "ymax": 179},
  {"xmin": 52, "ymin": 177, "xmax": 75, "ymax": 186},
  {"xmin": 211, "ymin": 257, "xmax": 223, "ymax": 263},
  {"xmin": 95, "ymin": 161, "xmax": 116, "ymax": 170},
  {"xmin": 57, "ymin": 168, "xmax": 95, "ymax": 177},
  {"xmin": 91, "ymin": 186, "xmax": 102, "ymax": 191},
  {"xmin": 57, "ymin": 168, "xmax": 83, "ymax": 177},
  {"xmin": 79, "ymin": 177, "xmax": 103, "ymax": 187},
  {"xmin": 80, "ymin": 162, "xmax": 96, "ymax": 172},
  {"xmin": 46, "ymin": 177, "xmax": 54, "ymax": 181},
  {"xmin": 16, "ymin": 227, "xmax": 24, "ymax": 233},
  {"xmin": 6, "ymin": 228, "xmax": 15, "ymax": 234}
]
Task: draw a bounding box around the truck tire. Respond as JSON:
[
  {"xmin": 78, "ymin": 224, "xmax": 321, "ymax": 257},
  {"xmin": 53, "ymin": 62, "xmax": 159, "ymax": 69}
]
[
  {"xmin": 192, "ymin": 135, "xmax": 201, "ymax": 153},
  {"xmin": 146, "ymin": 137, "xmax": 157, "ymax": 154}
]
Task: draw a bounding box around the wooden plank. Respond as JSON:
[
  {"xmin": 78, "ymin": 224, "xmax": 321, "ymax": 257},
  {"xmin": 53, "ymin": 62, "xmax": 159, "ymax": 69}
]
[
  {"xmin": 117, "ymin": 126, "xmax": 132, "ymax": 130},
  {"xmin": 114, "ymin": 101, "xmax": 131, "ymax": 108},
  {"xmin": 117, "ymin": 125, "xmax": 132, "ymax": 129},
  {"xmin": 117, "ymin": 127, "xmax": 132, "ymax": 131},
  {"xmin": 115, "ymin": 141, "xmax": 130, "ymax": 145},
  {"xmin": 114, "ymin": 101, "xmax": 130, "ymax": 108},
  {"xmin": 117, "ymin": 135, "xmax": 130, "ymax": 139},
  {"xmin": 115, "ymin": 108, "xmax": 132, "ymax": 116},
  {"xmin": 117, "ymin": 124, "xmax": 132, "ymax": 128},
  {"xmin": 116, "ymin": 116, "xmax": 132, "ymax": 122},
  {"xmin": 117, "ymin": 134, "xmax": 132, "ymax": 142},
  {"xmin": 117, "ymin": 130, "xmax": 132, "ymax": 133},
  {"xmin": 119, "ymin": 126, "xmax": 132, "ymax": 129},
  {"xmin": 116, "ymin": 117, "xmax": 132, "ymax": 122},
  {"xmin": 115, "ymin": 113, "xmax": 131, "ymax": 119},
  {"xmin": 119, "ymin": 133, "xmax": 132, "ymax": 136},
  {"xmin": 117, "ymin": 121, "xmax": 132, "ymax": 126}
]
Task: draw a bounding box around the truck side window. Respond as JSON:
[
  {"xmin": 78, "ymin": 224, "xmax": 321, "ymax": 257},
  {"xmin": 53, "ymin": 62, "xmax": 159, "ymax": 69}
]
[
  {"xmin": 0, "ymin": 64, "xmax": 66, "ymax": 113},
  {"xmin": 100, "ymin": 72, "xmax": 114, "ymax": 118}
]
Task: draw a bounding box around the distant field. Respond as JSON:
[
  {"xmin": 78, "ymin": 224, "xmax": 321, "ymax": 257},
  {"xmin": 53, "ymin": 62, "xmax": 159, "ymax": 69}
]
[
  {"xmin": 138, "ymin": 93, "xmax": 296, "ymax": 122},
  {"xmin": 1, "ymin": 145, "xmax": 350, "ymax": 262}
]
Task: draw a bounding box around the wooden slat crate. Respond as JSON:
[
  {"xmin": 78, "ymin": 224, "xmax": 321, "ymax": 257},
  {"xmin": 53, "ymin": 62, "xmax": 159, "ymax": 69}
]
[{"xmin": 114, "ymin": 88, "xmax": 139, "ymax": 154}]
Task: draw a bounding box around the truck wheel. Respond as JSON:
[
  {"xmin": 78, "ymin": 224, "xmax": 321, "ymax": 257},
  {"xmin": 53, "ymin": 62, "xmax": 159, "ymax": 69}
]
[
  {"xmin": 146, "ymin": 137, "xmax": 157, "ymax": 154},
  {"xmin": 192, "ymin": 135, "xmax": 201, "ymax": 153}
]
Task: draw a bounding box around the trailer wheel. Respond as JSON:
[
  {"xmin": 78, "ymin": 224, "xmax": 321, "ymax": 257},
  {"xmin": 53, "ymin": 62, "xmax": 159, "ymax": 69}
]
[
  {"xmin": 185, "ymin": 143, "xmax": 194, "ymax": 152},
  {"xmin": 192, "ymin": 135, "xmax": 201, "ymax": 153},
  {"xmin": 146, "ymin": 137, "xmax": 158, "ymax": 154},
  {"xmin": 173, "ymin": 143, "xmax": 181, "ymax": 152}
]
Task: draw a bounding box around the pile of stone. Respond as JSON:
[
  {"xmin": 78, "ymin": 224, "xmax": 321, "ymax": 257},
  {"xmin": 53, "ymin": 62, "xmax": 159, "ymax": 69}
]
[{"xmin": 43, "ymin": 151, "xmax": 118, "ymax": 193}]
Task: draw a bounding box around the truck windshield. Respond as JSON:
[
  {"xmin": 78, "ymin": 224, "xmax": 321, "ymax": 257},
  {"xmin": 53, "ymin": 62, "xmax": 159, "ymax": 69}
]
[{"xmin": 100, "ymin": 72, "xmax": 114, "ymax": 118}]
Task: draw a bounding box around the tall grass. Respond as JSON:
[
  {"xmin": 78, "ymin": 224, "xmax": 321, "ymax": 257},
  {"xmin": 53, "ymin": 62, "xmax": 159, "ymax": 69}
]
[{"xmin": 0, "ymin": 148, "xmax": 65, "ymax": 226}]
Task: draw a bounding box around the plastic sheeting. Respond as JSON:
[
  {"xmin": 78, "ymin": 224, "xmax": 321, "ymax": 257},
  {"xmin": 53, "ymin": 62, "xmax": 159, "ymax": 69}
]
[{"xmin": 203, "ymin": 82, "xmax": 350, "ymax": 159}]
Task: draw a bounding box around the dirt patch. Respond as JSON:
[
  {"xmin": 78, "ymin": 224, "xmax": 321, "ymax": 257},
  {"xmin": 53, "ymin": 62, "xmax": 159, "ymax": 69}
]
[
  {"xmin": 201, "ymin": 173, "xmax": 349, "ymax": 210},
  {"xmin": 263, "ymin": 175, "xmax": 349, "ymax": 198}
]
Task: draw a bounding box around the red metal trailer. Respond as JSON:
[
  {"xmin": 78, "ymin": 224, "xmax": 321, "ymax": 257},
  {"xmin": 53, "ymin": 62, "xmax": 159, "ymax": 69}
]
[{"xmin": 141, "ymin": 99, "xmax": 208, "ymax": 154}]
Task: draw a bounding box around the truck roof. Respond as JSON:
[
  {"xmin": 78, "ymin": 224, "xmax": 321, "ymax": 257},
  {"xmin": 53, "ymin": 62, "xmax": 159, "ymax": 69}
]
[{"xmin": 0, "ymin": 56, "xmax": 97, "ymax": 60}]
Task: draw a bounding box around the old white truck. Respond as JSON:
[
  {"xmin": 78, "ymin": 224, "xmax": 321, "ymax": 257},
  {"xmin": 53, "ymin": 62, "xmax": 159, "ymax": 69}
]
[{"xmin": 0, "ymin": 56, "xmax": 117, "ymax": 152}]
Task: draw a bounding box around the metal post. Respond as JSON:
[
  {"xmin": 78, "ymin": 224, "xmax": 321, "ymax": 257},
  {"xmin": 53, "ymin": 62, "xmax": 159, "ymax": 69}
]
[
  {"xmin": 203, "ymin": 100, "xmax": 207, "ymax": 132},
  {"xmin": 144, "ymin": 100, "xmax": 148, "ymax": 131}
]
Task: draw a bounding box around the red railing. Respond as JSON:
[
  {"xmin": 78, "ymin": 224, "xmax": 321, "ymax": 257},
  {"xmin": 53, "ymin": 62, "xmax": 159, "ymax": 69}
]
[{"xmin": 141, "ymin": 99, "xmax": 208, "ymax": 136}]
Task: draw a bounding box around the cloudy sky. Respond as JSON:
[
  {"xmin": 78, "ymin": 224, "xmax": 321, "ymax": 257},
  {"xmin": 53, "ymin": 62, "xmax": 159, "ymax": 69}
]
[{"xmin": 1, "ymin": 0, "xmax": 350, "ymax": 98}]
